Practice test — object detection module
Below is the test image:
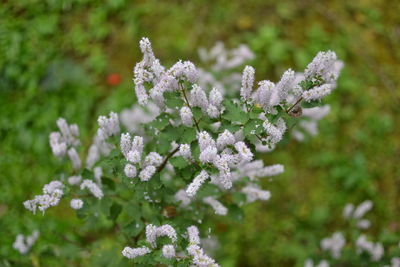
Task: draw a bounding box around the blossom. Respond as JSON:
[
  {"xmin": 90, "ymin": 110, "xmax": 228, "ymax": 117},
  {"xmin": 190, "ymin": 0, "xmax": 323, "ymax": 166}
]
[
  {"xmin": 24, "ymin": 181, "xmax": 64, "ymax": 214},
  {"xmin": 304, "ymin": 50, "xmax": 338, "ymax": 83},
  {"xmin": 162, "ymin": 244, "xmax": 175, "ymax": 258},
  {"xmin": 13, "ymin": 231, "xmax": 39, "ymax": 254},
  {"xmin": 124, "ymin": 164, "xmax": 137, "ymax": 178},
  {"xmin": 302, "ymin": 84, "xmax": 333, "ymax": 102},
  {"xmin": 180, "ymin": 106, "xmax": 194, "ymax": 126},
  {"xmin": 252, "ymin": 80, "xmax": 274, "ymax": 108},
  {"xmin": 242, "ymin": 185, "xmax": 271, "ymax": 203},
  {"xmin": 68, "ymin": 175, "xmax": 82, "ymax": 186},
  {"xmin": 132, "ymin": 136, "xmax": 144, "ymax": 153},
  {"xmin": 122, "ymin": 246, "xmax": 151, "ymax": 259},
  {"xmin": 197, "ymin": 131, "xmax": 216, "ymax": 151},
  {"xmin": 144, "ymin": 152, "xmax": 163, "ymax": 167},
  {"xmin": 127, "ymin": 150, "xmax": 141, "ymax": 163},
  {"xmin": 321, "ymin": 232, "xmax": 346, "ymax": 259},
  {"xmin": 80, "ymin": 179, "xmax": 103, "ymax": 199},
  {"xmin": 263, "ymin": 119, "xmax": 283, "ymax": 145},
  {"xmin": 179, "ymin": 144, "xmax": 192, "ymax": 159},
  {"xmin": 120, "ymin": 133, "xmax": 132, "ymax": 157},
  {"xmin": 275, "ymin": 68, "xmax": 295, "ymax": 102},
  {"xmin": 168, "ymin": 60, "xmax": 198, "ymax": 83},
  {"xmin": 186, "ymin": 170, "xmax": 209, "ymax": 197},
  {"xmin": 199, "ymin": 146, "xmax": 218, "ymax": 163},
  {"xmin": 70, "ymin": 199, "xmax": 83, "ymax": 210},
  {"xmin": 187, "ymin": 244, "xmax": 220, "ymax": 267},
  {"xmin": 139, "ymin": 165, "xmax": 156, "ymax": 181},
  {"xmin": 240, "ymin": 65, "xmax": 255, "ymax": 101},
  {"xmin": 175, "ymin": 189, "xmax": 191, "ymax": 207},
  {"xmin": 187, "ymin": 225, "xmax": 201, "ymax": 245},
  {"xmin": 146, "ymin": 224, "xmax": 177, "ymax": 248},
  {"xmin": 353, "ymin": 200, "xmax": 373, "ymax": 219},
  {"xmin": 234, "ymin": 141, "xmax": 253, "ymax": 162},
  {"xmin": 190, "ymin": 84, "xmax": 209, "ymax": 111},
  {"xmin": 203, "ymin": 196, "xmax": 227, "ymax": 215},
  {"xmin": 97, "ymin": 112, "xmax": 120, "ymax": 140},
  {"xmin": 206, "ymin": 104, "xmax": 220, "ymax": 119},
  {"xmin": 216, "ymin": 129, "xmax": 235, "ymax": 150},
  {"xmin": 67, "ymin": 147, "xmax": 81, "ymax": 170},
  {"xmin": 209, "ymin": 88, "xmax": 223, "ymax": 108}
]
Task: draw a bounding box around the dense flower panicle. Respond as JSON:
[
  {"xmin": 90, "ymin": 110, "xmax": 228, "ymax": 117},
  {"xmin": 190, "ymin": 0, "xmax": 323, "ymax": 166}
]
[
  {"xmin": 187, "ymin": 225, "xmax": 201, "ymax": 245},
  {"xmin": 124, "ymin": 164, "xmax": 137, "ymax": 178},
  {"xmin": 186, "ymin": 170, "xmax": 210, "ymax": 197},
  {"xmin": 263, "ymin": 119, "xmax": 284, "ymax": 145},
  {"xmin": 120, "ymin": 133, "xmax": 132, "ymax": 157},
  {"xmin": 146, "ymin": 224, "xmax": 177, "ymax": 248},
  {"xmin": 134, "ymin": 84, "xmax": 149, "ymax": 105},
  {"xmin": 234, "ymin": 141, "xmax": 253, "ymax": 162},
  {"xmin": 180, "ymin": 106, "xmax": 194, "ymax": 126},
  {"xmin": 302, "ymin": 84, "xmax": 333, "ymax": 102},
  {"xmin": 139, "ymin": 165, "xmax": 156, "ymax": 181},
  {"xmin": 162, "ymin": 244, "xmax": 175, "ymax": 258},
  {"xmin": 203, "ymin": 196, "xmax": 227, "ymax": 215},
  {"xmin": 144, "ymin": 152, "xmax": 163, "ymax": 167},
  {"xmin": 252, "ymin": 80, "xmax": 274, "ymax": 108},
  {"xmin": 206, "ymin": 104, "xmax": 220, "ymax": 119},
  {"xmin": 240, "ymin": 65, "xmax": 255, "ymax": 101},
  {"xmin": 97, "ymin": 112, "xmax": 120, "ymax": 140},
  {"xmin": 85, "ymin": 134, "xmax": 113, "ymax": 169},
  {"xmin": 357, "ymin": 219, "xmax": 371, "ymax": 229},
  {"xmin": 356, "ymin": 235, "xmax": 384, "ymax": 261},
  {"xmin": 49, "ymin": 132, "xmax": 68, "ymax": 157},
  {"xmin": 70, "ymin": 199, "xmax": 83, "ymax": 210},
  {"xmin": 68, "ymin": 148, "xmax": 81, "ymax": 170},
  {"xmin": 56, "ymin": 118, "xmax": 80, "ymax": 146},
  {"xmin": 187, "ymin": 244, "xmax": 220, "ymax": 267},
  {"xmin": 353, "ymin": 200, "xmax": 373, "ymax": 219},
  {"xmin": 212, "ymin": 156, "xmax": 233, "ymax": 189},
  {"xmin": 190, "ymin": 84, "xmax": 209, "ymax": 111},
  {"xmin": 197, "ymin": 131, "xmax": 216, "ymax": 151},
  {"xmin": 179, "ymin": 144, "xmax": 192, "ymax": 159},
  {"xmin": 94, "ymin": 166, "xmax": 102, "ymax": 184},
  {"xmin": 275, "ymin": 69, "xmax": 295, "ymax": 102},
  {"xmin": 175, "ymin": 189, "xmax": 191, "ymax": 207},
  {"xmin": 168, "ymin": 60, "xmax": 199, "ymax": 83},
  {"xmin": 127, "ymin": 150, "xmax": 141, "ymax": 163},
  {"xmin": 122, "ymin": 246, "xmax": 151, "ymax": 259},
  {"xmin": 199, "ymin": 146, "xmax": 218, "ymax": 163},
  {"xmin": 80, "ymin": 179, "xmax": 103, "ymax": 199},
  {"xmin": 209, "ymin": 88, "xmax": 223, "ymax": 108},
  {"xmin": 304, "ymin": 51, "xmax": 338, "ymax": 83},
  {"xmin": 216, "ymin": 129, "xmax": 235, "ymax": 150},
  {"xmin": 68, "ymin": 175, "xmax": 82, "ymax": 186},
  {"xmin": 343, "ymin": 203, "xmax": 355, "ymax": 219},
  {"xmin": 132, "ymin": 136, "xmax": 144, "ymax": 153},
  {"xmin": 321, "ymin": 232, "xmax": 346, "ymax": 259},
  {"xmin": 120, "ymin": 102, "xmax": 160, "ymax": 132},
  {"xmin": 24, "ymin": 181, "xmax": 64, "ymax": 214},
  {"xmin": 241, "ymin": 185, "xmax": 271, "ymax": 203},
  {"xmin": 139, "ymin": 37, "xmax": 156, "ymax": 66},
  {"xmin": 259, "ymin": 164, "xmax": 284, "ymax": 177},
  {"xmin": 13, "ymin": 231, "xmax": 39, "ymax": 254}
]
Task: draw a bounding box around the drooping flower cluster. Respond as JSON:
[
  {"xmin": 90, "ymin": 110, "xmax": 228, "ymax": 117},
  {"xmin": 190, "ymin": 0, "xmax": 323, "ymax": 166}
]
[
  {"xmin": 343, "ymin": 200, "xmax": 373, "ymax": 229},
  {"xmin": 49, "ymin": 118, "xmax": 80, "ymax": 157}
]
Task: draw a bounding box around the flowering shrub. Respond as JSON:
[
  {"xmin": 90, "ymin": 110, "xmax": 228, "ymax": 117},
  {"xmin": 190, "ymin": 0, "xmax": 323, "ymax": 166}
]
[
  {"xmin": 20, "ymin": 38, "xmax": 342, "ymax": 265},
  {"xmin": 306, "ymin": 201, "xmax": 400, "ymax": 267}
]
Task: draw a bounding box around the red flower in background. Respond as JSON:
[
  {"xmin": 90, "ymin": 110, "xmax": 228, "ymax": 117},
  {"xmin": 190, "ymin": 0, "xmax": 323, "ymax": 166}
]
[{"xmin": 107, "ymin": 73, "xmax": 121, "ymax": 86}]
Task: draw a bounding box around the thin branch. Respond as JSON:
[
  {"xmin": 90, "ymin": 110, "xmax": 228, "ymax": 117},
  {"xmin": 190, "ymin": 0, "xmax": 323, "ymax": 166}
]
[
  {"xmin": 286, "ymin": 97, "xmax": 303, "ymax": 113},
  {"xmin": 156, "ymin": 146, "xmax": 180, "ymax": 173},
  {"xmin": 179, "ymin": 83, "xmax": 201, "ymax": 132}
]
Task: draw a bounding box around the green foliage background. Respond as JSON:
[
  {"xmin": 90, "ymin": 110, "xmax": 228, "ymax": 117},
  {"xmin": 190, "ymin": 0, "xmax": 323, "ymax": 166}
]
[{"xmin": 0, "ymin": 0, "xmax": 399, "ymax": 266}]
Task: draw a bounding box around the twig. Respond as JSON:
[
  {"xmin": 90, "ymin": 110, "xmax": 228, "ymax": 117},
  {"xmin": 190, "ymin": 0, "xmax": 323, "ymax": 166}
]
[
  {"xmin": 286, "ymin": 97, "xmax": 303, "ymax": 113},
  {"xmin": 157, "ymin": 146, "xmax": 180, "ymax": 173}
]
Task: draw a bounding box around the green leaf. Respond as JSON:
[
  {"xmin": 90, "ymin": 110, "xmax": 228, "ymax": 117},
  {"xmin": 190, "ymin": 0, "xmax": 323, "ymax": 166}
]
[
  {"xmin": 149, "ymin": 113, "xmax": 170, "ymax": 130},
  {"xmin": 170, "ymin": 156, "xmax": 189, "ymax": 169},
  {"xmin": 108, "ymin": 201, "xmax": 122, "ymax": 221},
  {"xmin": 222, "ymin": 100, "xmax": 249, "ymax": 124},
  {"xmin": 165, "ymin": 91, "xmax": 184, "ymax": 109},
  {"xmin": 123, "ymin": 220, "xmax": 144, "ymax": 237},
  {"xmin": 180, "ymin": 127, "xmax": 197, "ymax": 143}
]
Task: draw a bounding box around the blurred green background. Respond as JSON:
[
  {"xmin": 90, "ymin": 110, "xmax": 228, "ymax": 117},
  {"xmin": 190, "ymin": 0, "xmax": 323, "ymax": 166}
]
[{"xmin": 0, "ymin": 0, "xmax": 399, "ymax": 266}]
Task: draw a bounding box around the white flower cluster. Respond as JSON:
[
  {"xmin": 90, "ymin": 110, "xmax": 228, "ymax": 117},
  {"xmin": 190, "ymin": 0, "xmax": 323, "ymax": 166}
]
[
  {"xmin": 304, "ymin": 259, "xmax": 329, "ymax": 267},
  {"xmin": 49, "ymin": 118, "xmax": 80, "ymax": 157},
  {"xmin": 321, "ymin": 232, "xmax": 346, "ymax": 259},
  {"xmin": 203, "ymin": 196, "xmax": 227, "ymax": 215},
  {"xmin": 241, "ymin": 185, "xmax": 271, "ymax": 203},
  {"xmin": 13, "ymin": 231, "xmax": 39, "ymax": 255},
  {"xmin": 80, "ymin": 179, "xmax": 103, "ymax": 199},
  {"xmin": 186, "ymin": 225, "xmax": 219, "ymax": 267},
  {"xmin": 121, "ymin": 246, "xmax": 151, "ymax": 259},
  {"xmin": 186, "ymin": 170, "xmax": 210, "ymax": 197},
  {"xmin": 97, "ymin": 112, "xmax": 120, "ymax": 141},
  {"xmin": 145, "ymin": 224, "xmax": 177, "ymax": 248},
  {"xmin": 24, "ymin": 181, "xmax": 64, "ymax": 214},
  {"xmin": 120, "ymin": 133, "xmax": 162, "ymax": 181},
  {"xmin": 356, "ymin": 235, "xmax": 384, "ymax": 261},
  {"xmin": 162, "ymin": 244, "xmax": 175, "ymax": 259},
  {"xmin": 343, "ymin": 200, "xmax": 373, "ymax": 229},
  {"xmin": 70, "ymin": 198, "xmax": 83, "ymax": 210}
]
